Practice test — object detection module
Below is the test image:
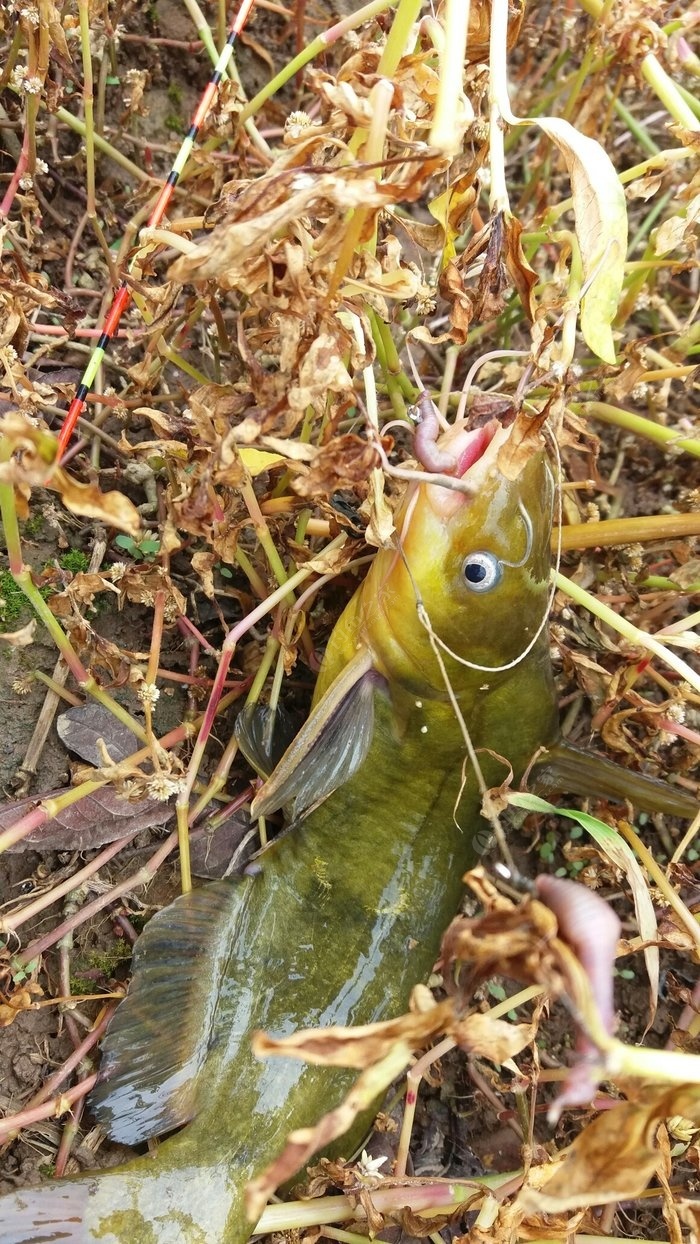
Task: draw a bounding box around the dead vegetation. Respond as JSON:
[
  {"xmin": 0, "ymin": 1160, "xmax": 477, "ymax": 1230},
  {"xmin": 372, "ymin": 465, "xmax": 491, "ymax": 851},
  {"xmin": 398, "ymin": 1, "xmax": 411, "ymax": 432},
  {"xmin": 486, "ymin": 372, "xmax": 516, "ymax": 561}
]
[{"xmin": 0, "ymin": 0, "xmax": 700, "ymax": 1239}]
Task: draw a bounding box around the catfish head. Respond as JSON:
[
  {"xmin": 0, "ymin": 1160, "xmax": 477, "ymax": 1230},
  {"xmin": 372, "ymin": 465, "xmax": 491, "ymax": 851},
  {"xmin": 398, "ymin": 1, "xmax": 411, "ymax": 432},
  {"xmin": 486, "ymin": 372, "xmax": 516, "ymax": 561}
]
[{"xmin": 354, "ymin": 415, "xmax": 554, "ymax": 702}]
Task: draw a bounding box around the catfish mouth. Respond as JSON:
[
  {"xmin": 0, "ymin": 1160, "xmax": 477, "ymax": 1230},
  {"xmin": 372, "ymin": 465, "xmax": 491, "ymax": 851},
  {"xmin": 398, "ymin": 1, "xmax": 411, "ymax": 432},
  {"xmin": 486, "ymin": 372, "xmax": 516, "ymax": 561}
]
[
  {"xmin": 453, "ymin": 420, "xmax": 499, "ymax": 477},
  {"xmin": 421, "ymin": 417, "xmax": 513, "ymax": 518}
]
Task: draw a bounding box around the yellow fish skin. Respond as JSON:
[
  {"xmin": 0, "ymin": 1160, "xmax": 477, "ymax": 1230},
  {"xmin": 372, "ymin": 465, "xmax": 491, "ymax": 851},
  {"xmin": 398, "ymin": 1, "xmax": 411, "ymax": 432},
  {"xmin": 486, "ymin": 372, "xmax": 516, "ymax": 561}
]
[{"xmin": 0, "ymin": 419, "xmax": 690, "ymax": 1244}]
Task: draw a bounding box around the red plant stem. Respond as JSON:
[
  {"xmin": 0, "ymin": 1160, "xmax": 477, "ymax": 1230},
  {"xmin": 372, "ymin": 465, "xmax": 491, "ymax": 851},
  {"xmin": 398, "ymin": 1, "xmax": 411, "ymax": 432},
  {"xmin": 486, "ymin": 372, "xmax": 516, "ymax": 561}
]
[
  {"xmin": 15, "ymin": 829, "xmax": 180, "ymax": 966},
  {"xmin": 0, "ymin": 780, "xmax": 105, "ymax": 854},
  {"xmin": 0, "ymin": 131, "xmax": 29, "ymax": 217},
  {"xmin": 54, "ymin": 1096, "xmax": 86, "ymax": 1178},
  {"xmin": 18, "ymin": 1006, "xmax": 114, "ymax": 1118},
  {"xmin": 178, "ymin": 613, "xmax": 220, "ymax": 656},
  {"xmin": 0, "ymin": 1075, "xmax": 98, "ymax": 1142},
  {"xmin": 657, "ymin": 717, "xmax": 700, "ymax": 747},
  {"xmin": 29, "ymin": 324, "xmax": 131, "ymax": 339},
  {"xmin": 58, "ymin": 943, "xmax": 83, "ymax": 1050},
  {"xmin": 3, "ymin": 830, "xmax": 142, "ymax": 933}
]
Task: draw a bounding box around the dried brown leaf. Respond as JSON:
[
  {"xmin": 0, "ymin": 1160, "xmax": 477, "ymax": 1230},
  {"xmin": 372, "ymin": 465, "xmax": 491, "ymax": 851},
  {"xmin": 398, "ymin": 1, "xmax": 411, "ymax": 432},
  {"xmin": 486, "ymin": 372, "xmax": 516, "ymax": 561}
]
[
  {"xmin": 496, "ymin": 404, "xmax": 551, "ymax": 481},
  {"xmin": 252, "ymin": 998, "xmax": 453, "ymax": 1069},
  {"xmin": 0, "ymin": 620, "xmax": 36, "ymax": 647},
  {"xmin": 52, "ymin": 468, "xmax": 141, "ymax": 536},
  {"xmin": 519, "ymin": 1086, "xmax": 700, "ymax": 1212},
  {"xmin": 0, "ymin": 983, "xmax": 43, "ymax": 1028},
  {"xmin": 292, "ymin": 435, "xmax": 380, "ymax": 499},
  {"xmin": 169, "ymin": 173, "xmax": 394, "ymax": 286}
]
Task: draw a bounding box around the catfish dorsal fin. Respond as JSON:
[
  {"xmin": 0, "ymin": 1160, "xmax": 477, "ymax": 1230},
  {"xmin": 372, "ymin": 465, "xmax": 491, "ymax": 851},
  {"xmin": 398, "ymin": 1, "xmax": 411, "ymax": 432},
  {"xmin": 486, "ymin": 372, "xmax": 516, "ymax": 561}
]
[
  {"xmin": 89, "ymin": 880, "xmax": 242, "ymax": 1145},
  {"xmin": 250, "ymin": 648, "xmax": 382, "ymax": 821},
  {"xmin": 531, "ymin": 740, "xmax": 699, "ymax": 819}
]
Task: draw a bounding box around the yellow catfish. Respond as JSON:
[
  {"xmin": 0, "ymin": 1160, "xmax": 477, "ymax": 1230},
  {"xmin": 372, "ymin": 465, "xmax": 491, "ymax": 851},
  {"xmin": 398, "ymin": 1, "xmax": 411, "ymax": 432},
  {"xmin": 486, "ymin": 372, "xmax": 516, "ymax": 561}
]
[{"xmin": 0, "ymin": 417, "xmax": 694, "ymax": 1244}]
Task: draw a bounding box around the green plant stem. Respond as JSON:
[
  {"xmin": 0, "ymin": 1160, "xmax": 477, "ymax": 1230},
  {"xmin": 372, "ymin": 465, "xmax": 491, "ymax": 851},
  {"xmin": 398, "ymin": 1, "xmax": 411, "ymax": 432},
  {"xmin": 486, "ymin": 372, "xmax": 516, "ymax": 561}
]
[
  {"xmin": 571, "ymin": 400, "xmax": 700, "ymax": 458},
  {"xmin": 676, "ymin": 80, "xmax": 700, "ymax": 120},
  {"xmin": 239, "ymin": 0, "xmax": 400, "ymax": 124},
  {"xmin": 431, "ymin": 0, "xmax": 470, "ymax": 152},
  {"xmin": 612, "ymin": 95, "xmax": 659, "ymax": 157},
  {"xmin": 671, "ymin": 318, "xmax": 700, "ymax": 357},
  {"xmin": 556, "ymin": 512, "xmax": 700, "ymax": 551},
  {"xmin": 369, "ymin": 311, "xmax": 409, "ymax": 420},
  {"xmin": 577, "ymin": 0, "xmax": 700, "ymax": 129},
  {"xmin": 553, "ymin": 570, "xmax": 700, "ymax": 696},
  {"xmin": 254, "ymin": 1178, "xmax": 507, "ymax": 1236},
  {"xmin": 55, "ymin": 105, "xmax": 151, "ymax": 182},
  {"xmin": 327, "ymin": 76, "xmax": 394, "ymax": 298},
  {"xmin": 0, "ymin": 23, "xmax": 21, "ymax": 90},
  {"xmin": 78, "ymin": 0, "xmax": 118, "ymax": 285},
  {"xmin": 626, "ymin": 189, "xmax": 674, "ymax": 258}
]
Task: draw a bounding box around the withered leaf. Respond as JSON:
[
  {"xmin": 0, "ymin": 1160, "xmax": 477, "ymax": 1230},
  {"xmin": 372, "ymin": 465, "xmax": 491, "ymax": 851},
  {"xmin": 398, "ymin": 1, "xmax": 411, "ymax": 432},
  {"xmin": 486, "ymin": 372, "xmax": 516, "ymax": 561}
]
[
  {"xmin": 503, "ymin": 211, "xmax": 538, "ymax": 322},
  {"xmin": 0, "ymin": 620, "xmax": 36, "ymax": 647},
  {"xmin": 252, "ymin": 998, "xmax": 453, "ymax": 1069},
  {"xmin": 292, "ymin": 435, "xmax": 380, "ymax": 499},
  {"xmin": 56, "ymin": 703, "xmax": 143, "ymax": 768},
  {"xmin": 169, "ymin": 173, "xmax": 394, "ymax": 286},
  {"xmin": 496, "ymin": 402, "xmax": 551, "ymax": 482},
  {"xmin": 519, "ymin": 1086, "xmax": 700, "ymax": 1213},
  {"xmin": 0, "ymin": 982, "xmax": 43, "ymax": 1029},
  {"xmin": 245, "ymin": 1045, "xmax": 410, "ymax": 1223},
  {"xmin": 1, "ymin": 787, "xmax": 172, "ymax": 852}
]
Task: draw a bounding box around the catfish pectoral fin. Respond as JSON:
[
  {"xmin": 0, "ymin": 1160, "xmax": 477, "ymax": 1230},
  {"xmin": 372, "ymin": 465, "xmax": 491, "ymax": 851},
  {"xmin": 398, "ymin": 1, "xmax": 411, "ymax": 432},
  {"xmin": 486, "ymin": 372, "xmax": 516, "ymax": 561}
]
[
  {"xmin": 531, "ymin": 740, "xmax": 699, "ymax": 819},
  {"xmin": 234, "ymin": 701, "xmax": 300, "ymax": 779},
  {"xmin": 89, "ymin": 880, "xmax": 245, "ymax": 1145},
  {"xmin": 251, "ymin": 647, "xmax": 384, "ymax": 821}
]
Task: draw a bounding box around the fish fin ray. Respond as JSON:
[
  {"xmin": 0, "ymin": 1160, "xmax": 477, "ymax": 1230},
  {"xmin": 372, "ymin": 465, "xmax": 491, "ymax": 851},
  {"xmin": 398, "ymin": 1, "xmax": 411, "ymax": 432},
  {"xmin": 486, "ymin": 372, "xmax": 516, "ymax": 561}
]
[
  {"xmin": 234, "ymin": 702, "xmax": 299, "ymax": 779},
  {"xmin": 89, "ymin": 880, "xmax": 243, "ymax": 1144},
  {"xmin": 251, "ymin": 649, "xmax": 382, "ymax": 819},
  {"xmin": 531, "ymin": 740, "xmax": 698, "ymax": 818}
]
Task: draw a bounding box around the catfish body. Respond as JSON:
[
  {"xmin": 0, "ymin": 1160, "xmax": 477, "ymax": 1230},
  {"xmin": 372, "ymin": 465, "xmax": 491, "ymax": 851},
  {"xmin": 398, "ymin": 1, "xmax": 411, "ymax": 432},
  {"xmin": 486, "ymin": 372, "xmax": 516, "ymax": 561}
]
[{"xmin": 0, "ymin": 424, "xmax": 692, "ymax": 1243}]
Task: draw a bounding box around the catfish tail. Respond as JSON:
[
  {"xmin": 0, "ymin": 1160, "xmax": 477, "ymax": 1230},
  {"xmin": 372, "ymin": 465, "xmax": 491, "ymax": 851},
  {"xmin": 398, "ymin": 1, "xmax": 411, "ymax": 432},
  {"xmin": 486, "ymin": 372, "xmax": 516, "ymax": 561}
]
[{"xmin": 532, "ymin": 740, "xmax": 699, "ymax": 819}]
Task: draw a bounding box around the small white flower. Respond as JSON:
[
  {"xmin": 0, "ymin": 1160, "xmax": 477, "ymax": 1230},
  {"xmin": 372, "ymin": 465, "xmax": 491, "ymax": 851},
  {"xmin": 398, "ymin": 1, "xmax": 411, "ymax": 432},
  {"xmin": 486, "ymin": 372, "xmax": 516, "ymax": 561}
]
[
  {"xmin": 147, "ymin": 774, "xmax": 184, "ymax": 802},
  {"xmin": 138, "ymin": 682, "xmax": 160, "ymax": 708},
  {"xmin": 357, "ymin": 1150, "xmax": 387, "ymax": 1179}
]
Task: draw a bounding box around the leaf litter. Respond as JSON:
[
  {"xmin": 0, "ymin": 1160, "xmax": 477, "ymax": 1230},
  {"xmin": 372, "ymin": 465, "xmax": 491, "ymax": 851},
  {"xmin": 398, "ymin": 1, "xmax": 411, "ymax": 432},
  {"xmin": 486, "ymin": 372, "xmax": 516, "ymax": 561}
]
[{"xmin": 0, "ymin": 0, "xmax": 699, "ymax": 1237}]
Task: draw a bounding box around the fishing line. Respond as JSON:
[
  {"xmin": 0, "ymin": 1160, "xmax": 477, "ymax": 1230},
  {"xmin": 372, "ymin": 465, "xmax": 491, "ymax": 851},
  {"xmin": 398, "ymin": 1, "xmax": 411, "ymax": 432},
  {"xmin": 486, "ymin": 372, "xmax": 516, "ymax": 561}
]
[
  {"xmin": 499, "ymin": 500, "xmax": 533, "ymax": 568},
  {"xmin": 454, "ymin": 348, "xmax": 530, "ymax": 424},
  {"xmin": 396, "ymin": 540, "xmax": 516, "ymax": 873},
  {"xmin": 56, "ymin": 0, "xmax": 258, "ymax": 457},
  {"xmin": 423, "ymin": 427, "xmax": 564, "ymax": 676}
]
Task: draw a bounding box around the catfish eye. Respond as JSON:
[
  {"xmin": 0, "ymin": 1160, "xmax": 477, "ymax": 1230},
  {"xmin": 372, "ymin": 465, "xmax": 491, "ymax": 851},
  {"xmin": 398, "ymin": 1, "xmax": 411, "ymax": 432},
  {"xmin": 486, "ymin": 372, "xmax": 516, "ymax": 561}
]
[{"xmin": 462, "ymin": 551, "xmax": 503, "ymax": 593}]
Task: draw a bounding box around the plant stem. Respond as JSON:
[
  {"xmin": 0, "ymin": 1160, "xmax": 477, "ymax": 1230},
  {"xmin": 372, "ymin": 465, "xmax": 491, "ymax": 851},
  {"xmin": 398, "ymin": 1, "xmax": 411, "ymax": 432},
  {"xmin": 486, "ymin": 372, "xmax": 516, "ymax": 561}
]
[
  {"xmin": 431, "ymin": 0, "xmax": 470, "ymax": 153},
  {"xmin": 239, "ymin": 0, "xmax": 400, "ymax": 123},
  {"xmin": 571, "ymin": 401, "xmax": 700, "ymax": 458},
  {"xmin": 553, "ymin": 571, "xmax": 700, "ymax": 696},
  {"xmin": 555, "ymin": 512, "xmax": 700, "ymax": 550}
]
